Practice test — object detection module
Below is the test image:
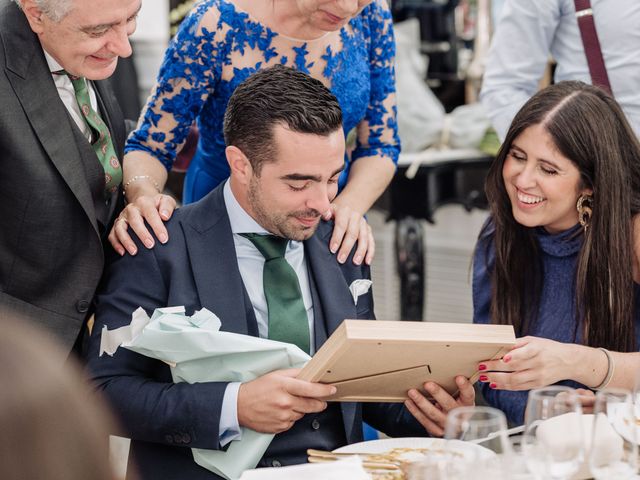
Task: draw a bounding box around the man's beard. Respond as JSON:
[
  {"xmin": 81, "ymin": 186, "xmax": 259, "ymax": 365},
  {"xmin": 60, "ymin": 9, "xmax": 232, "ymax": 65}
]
[{"xmin": 247, "ymin": 178, "xmax": 321, "ymax": 241}]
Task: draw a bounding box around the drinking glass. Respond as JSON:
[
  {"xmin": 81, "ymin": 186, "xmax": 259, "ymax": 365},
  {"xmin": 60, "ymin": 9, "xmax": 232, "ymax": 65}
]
[
  {"xmin": 589, "ymin": 388, "xmax": 638, "ymax": 479},
  {"xmin": 443, "ymin": 406, "xmax": 511, "ymax": 479},
  {"xmin": 521, "ymin": 386, "xmax": 585, "ymax": 479}
]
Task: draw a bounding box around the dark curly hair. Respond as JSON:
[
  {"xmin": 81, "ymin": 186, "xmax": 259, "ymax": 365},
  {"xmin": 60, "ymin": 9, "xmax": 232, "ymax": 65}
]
[{"xmin": 223, "ymin": 64, "xmax": 343, "ymax": 174}]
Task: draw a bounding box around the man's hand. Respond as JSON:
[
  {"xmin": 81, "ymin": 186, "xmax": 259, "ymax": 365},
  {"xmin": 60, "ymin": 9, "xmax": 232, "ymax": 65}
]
[
  {"xmin": 109, "ymin": 193, "xmax": 176, "ymax": 255},
  {"xmin": 237, "ymin": 369, "xmax": 337, "ymax": 434},
  {"xmin": 323, "ymin": 203, "xmax": 374, "ymax": 266},
  {"xmin": 403, "ymin": 376, "xmax": 476, "ymax": 437}
]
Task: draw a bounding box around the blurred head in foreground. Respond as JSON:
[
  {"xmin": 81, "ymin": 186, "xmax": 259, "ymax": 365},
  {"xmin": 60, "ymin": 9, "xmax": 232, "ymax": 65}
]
[{"xmin": 0, "ymin": 317, "xmax": 120, "ymax": 480}]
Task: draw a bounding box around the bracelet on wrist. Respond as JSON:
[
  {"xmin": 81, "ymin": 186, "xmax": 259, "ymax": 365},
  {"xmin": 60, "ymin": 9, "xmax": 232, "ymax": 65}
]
[
  {"xmin": 123, "ymin": 175, "xmax": 161, "ymax": 194},
  {"xmin": 593, "ymin": 347, "xmax": 615, "ymax": 390}
]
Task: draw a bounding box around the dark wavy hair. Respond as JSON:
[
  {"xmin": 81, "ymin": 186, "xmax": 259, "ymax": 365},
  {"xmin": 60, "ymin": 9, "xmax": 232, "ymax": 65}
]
[
  {"xmin": 480, "ymin": 81, "xmax": 640, "ymax": 351},
  {"xmin": 223, "ymin": 64, "xmax": 343, "ymax": 174}
]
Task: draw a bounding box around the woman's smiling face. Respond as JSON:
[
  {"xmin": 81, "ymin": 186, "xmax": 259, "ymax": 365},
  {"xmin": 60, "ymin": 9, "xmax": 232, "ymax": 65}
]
[
  {"xmin": 502, "ymin": 123, "xmax": 591, "ymax": 234},
  {"xmin": 296, "ymin": 0, "xmax": 374, "ymax": 32}
]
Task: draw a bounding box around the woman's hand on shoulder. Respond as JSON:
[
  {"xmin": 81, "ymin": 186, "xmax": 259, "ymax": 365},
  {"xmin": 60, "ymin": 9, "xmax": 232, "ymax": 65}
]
[
  {"xmin": 109, "ymin": 193, "xmax": 177, "ymax": 256},
  {"xmin": 476, "ymin": 336, "xmax": 576, "ymax": 391},
  {"xmin": 403, "ymin": 376, "xmax": 475, "ymax": 437},
  {"xmin": 323, "ymin": 202, "xmax": 374, "ymax": 266}
]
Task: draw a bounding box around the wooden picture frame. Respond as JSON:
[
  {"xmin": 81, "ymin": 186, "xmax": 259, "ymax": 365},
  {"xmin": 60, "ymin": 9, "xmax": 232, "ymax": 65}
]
[{"xmin": 298, "ymin": 320, "xmax": 515, "ymax": 402}]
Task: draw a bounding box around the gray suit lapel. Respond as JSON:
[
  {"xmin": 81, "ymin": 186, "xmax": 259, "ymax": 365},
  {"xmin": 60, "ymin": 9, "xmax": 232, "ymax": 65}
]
[
  {"xmin": 180, "ymin": 186, "xmax": 259, "ymax": 336},
  {"xmin": 2, "ymin": 8, "xmax": 98, "ymax": 234},
  {"xmin": 93, "ymin": 80, "xmax": 124, "ymax": 224}
]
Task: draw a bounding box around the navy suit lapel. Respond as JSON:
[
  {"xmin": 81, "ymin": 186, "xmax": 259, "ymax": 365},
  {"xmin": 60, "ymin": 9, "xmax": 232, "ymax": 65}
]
[
  {"xmin": 304, "ymin": 227, "xmax": 357, "ymax": 335},
  {"xmin": 2, "ymin": 8, "xmax": 99, "ymax": 235},
  {"xmin": 304, "ymin": 224, "xmax": 359, "ymax": 441},
  {"xmin": 180, "ymin": 186, "xmax": 259, "ymax": 336}
]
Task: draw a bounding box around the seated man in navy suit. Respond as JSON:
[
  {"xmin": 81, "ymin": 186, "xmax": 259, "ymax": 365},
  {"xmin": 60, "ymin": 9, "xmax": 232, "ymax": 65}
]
[{"xmin": 86, "ymin": 65, "xmax": 475, "ymax": 480}]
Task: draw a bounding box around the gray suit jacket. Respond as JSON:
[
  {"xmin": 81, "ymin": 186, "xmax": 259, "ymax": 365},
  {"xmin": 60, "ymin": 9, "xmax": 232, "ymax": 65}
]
[
  {"xmin": 86, "ymin": 183, "xmax": 426, "ymax": 479},
  {"xmin": 0, "ymin": 0, "xmax": 125, "ymax": 353}
]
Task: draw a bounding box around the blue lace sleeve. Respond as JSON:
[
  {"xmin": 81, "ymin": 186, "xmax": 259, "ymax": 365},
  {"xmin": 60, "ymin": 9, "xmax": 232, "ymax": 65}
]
[
  {"xmin": 351, "ymin": 0, "xmax": 401, "ymax": 166},
  {"xmin": 125, "ymin": 1, "xmax": 224, "ymax": 170}
]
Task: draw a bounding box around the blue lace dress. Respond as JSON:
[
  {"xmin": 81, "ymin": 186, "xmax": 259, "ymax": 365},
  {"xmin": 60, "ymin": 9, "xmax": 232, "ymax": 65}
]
[{"xmin": 126, "ymin": 0, "xmax": 400, "ymax": 203}]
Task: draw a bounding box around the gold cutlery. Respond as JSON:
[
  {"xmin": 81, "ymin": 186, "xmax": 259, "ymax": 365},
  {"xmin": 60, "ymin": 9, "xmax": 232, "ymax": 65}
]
[{"xmin": 306, "ymin": 449, "xmax": 401, "ymax": 470}]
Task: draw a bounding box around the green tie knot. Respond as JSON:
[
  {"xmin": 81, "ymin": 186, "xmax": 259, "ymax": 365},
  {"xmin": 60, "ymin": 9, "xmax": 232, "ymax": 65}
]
[
  {"xmin": 59, "ymin": 71, "xmax": 122, "ymax": 193},
  {"xmin": 241, "ymin": 233, "xmax": 288, "ymax": 261},
  {"xmin": 239, "ymin": 232, "xmax": 309, "ymax": 353}
]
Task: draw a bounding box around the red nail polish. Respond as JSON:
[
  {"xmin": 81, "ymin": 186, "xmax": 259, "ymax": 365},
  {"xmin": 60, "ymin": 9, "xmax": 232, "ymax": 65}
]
[
  {"xmin": 478, "ymin": 364, "xmax": 487, "ymax": 371},
  {"xmin": 479, "ymin": 375, "xmax": 488, "ymax": 382},
  {"xmin": 490, "ymin": 382, "xmax": 497, "ymax": 389}
]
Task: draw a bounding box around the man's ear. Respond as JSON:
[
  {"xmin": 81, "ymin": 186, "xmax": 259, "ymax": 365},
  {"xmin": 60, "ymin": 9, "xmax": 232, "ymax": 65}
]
[
  {"xmin": 21, "ymin": 0, "xmax": 46, "ymax": 34},
  {"xmin": 226, "ymin": 145, "xmax": 253, "ymax": 186}
]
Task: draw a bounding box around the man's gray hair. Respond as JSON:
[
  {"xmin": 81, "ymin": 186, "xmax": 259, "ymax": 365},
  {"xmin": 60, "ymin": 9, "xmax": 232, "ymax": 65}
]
[{"xmin": 12, "ymin": 0, "xmax": 73, "ymax": 22}]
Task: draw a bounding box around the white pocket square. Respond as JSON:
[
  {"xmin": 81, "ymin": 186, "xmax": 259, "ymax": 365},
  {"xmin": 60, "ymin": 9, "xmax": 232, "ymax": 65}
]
[{"xmin": 348, "ymin": 279, "xmax": 373, "ymax": 306}]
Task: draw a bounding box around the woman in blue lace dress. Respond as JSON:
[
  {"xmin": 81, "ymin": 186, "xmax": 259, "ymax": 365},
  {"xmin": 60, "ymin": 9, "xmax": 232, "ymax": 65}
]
[
  {"xmin": 111, "ymin": 0, "xmax": 398, "ymax": 265},
  {"xmin": 471, "ymin": 81, "xmax": 640, "ymax": 425}
]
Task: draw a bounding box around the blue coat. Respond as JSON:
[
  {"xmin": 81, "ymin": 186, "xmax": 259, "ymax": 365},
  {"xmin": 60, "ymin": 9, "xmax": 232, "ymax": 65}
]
[{"xmin": 85, "ymin": 183, "xmax": 425, "ymax": 479}]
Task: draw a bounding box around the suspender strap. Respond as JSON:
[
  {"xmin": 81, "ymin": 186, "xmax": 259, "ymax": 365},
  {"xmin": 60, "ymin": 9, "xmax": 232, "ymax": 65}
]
[{"xmin": 573, "ymin": 0, "xmax": 612, "ymax": 95}]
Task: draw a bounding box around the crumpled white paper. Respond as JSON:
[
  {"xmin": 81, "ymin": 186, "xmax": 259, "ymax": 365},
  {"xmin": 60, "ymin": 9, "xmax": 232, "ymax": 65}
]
[
  {"xmin": 348, "ymin": 279, "xmax": 373, "ymax": 306},
  {"xmin": 100, "ymin": 306, "xmax": 311, "ymax": 480},
  {"xmin": 238, "ymin": 456, "xmax": 370, "ymax": 480}
]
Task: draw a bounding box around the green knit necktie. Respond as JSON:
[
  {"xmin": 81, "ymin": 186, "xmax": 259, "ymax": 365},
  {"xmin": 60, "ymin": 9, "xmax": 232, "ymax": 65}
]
[
  {"xmin": 67, "ymin": 74, "xmax": 122, "ymax": 194},
  {"xmin": 241, "ymin": 234, "xmax": 310, "ymax": 354}
]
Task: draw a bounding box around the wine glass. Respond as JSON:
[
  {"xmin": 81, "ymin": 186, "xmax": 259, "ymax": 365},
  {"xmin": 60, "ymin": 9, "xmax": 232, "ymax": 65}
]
[
  {"xmin": 521, "ymin": 386, "xmax": 585, "ymax": 479},
  {"xmin": 443, "ymin": 406, "xmax": 511, "ymax": 478},
  {"xmin": 589, "ymin": 388, "xmax": 638, "ymax": 479}
]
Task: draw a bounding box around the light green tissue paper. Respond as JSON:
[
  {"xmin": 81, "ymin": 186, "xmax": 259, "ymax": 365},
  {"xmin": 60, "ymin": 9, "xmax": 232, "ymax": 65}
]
[{"xmin": 100, "ymin": 306, "xmax": 311, "ymax": 480}]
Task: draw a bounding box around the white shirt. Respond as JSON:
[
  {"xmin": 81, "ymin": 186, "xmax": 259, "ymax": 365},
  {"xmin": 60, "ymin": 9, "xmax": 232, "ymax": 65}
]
[
  {"xmin": 480, "ymin": 0, "xmax": 640, "ymax": 140},
  {"xmin": 218, "ymin": 181, "xmax": 316, "ymax": 446},
  {"xmin": 43, "ymin": 50, "xmax": 98, "ymax": 143}
]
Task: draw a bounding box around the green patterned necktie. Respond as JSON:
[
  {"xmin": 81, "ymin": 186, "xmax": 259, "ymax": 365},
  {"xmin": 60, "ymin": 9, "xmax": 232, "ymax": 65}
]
[
  {"xmin": 67, "ymin": 74, "xmax": 122, "ymax": 194},
  {"xmin": 241, "ymin": 233, "xmax": 310, "ymax": 354}
]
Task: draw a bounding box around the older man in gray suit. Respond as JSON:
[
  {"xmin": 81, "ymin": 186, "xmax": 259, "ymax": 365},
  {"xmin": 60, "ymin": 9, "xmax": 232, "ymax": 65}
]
[{"xmin": 0, "ymin": 0, "xmax": 142, "ymax": 355}]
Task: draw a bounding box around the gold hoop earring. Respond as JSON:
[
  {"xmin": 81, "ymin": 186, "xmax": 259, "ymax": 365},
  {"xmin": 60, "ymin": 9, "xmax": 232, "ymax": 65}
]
[{"xmin": 576, "ymin": 193, "xmax": 593, "ymax": 231}]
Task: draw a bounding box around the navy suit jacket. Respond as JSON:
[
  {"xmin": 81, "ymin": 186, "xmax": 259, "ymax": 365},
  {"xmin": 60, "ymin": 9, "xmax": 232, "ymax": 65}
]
[{"xmin": 86, "ymin": 184, "xmax": 426, "ymax": 479}]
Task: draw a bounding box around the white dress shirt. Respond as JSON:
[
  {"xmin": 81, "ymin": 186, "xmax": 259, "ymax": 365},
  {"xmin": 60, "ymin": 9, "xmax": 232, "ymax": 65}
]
[
  {"xmin": 480, "ymin": 0, "xmax": 640, "ymax": 140},
  {"xmin": 218, "ymin": 181, "xmax": 316, "ymax": 446},
  {"xmin": 43, "ymin": 50, "xmax": 98, "ymax": 143}
]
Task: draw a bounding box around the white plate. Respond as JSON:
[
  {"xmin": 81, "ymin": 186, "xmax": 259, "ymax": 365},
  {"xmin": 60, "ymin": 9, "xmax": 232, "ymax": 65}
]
[{"xmin": 333, "ymin": 437, "xmax": 495, "ymax": 463}]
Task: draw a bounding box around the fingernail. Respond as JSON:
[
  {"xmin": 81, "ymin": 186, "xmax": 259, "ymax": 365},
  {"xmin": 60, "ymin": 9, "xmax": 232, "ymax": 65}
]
[
  {"xmin": 130, "ymin": 247, "xmax": 138, "ymax": 256},
  {"xmin": 353, "ymin": 255, "xmax": 362, "ymax": 265},
  {"xmin": 159, "ymin": 233, "xmax": 168, "ymax": 244},
  {"xmin": 144, "ymin": 239, "xmax": 154, "ymax": 249},
  {"xmin": 478, "ymin": 364, "xmax": 487, "ymax": 371},
  {"xmin": 338, "ymin": 254, "xmax": 346, "ymax": 263},
  {"xmin": 330, "ymin": 386, "xmax": 337, "ymax": 395},
  {"xmin": 408, "ymin": 389, "xmax": 418, "ymax": 399},
  {"xmin": 161, "ymin": 209, "xmax": 170, "ymax": 219},
  {"xmin": 479, "ymin": 375, "xmax": 488, "ymax": 382},
  {"xmin": 489, "ymin": 382, "xmax": 497, "ymax": 389},
  {"xmin": 330, "ymin": 243, "xmax": 338, "ymax": 253},
  {"xmin": 503, "ymin": 355, "xmax": 511, "ymax": 363},
  {"xmin": 425, "ymin": 383, "xmax": 436, "ymax": 393}
]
